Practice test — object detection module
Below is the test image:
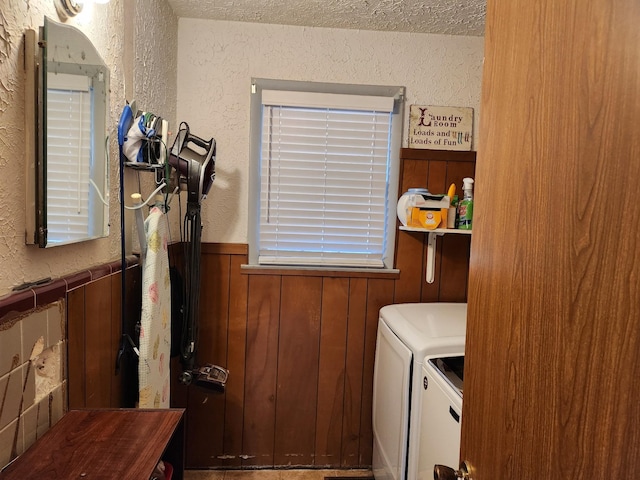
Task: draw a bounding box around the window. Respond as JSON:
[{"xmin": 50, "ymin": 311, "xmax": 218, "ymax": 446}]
[
  {"xmin": 249, "ymin": 79, "xmax": 404, "ymax": 269},
  {"xmin": 46, "ymin": 73, "xmax": 93, "ymax": 244}
]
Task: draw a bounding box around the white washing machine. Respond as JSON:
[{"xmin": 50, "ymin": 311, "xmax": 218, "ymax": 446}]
[
  {"xmin": 417, "ymin": 355, "xmax": 464, "ymax": 479},
  {"xmin": 372, "ymin": 303, "xmax": 466, "ymax": 480}
]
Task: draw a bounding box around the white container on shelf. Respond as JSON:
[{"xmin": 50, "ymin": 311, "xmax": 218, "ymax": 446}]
[{"xmin": 397, "ymin": 188, "xmax": 430, "ymax": 226}]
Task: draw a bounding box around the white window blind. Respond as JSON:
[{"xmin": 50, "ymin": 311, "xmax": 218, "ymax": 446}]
[
  {"xmin": 46, "ymin": 73, "xmax": 92, "ymax": 244},
  {"xmin": 258, "ymin": 90, "xmax": 395, "ymax": 267}
]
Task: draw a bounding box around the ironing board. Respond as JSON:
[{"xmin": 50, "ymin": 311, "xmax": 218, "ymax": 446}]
[{"xmin": 139, "ymin": 206, "xmax": 172, "ymax": 408}]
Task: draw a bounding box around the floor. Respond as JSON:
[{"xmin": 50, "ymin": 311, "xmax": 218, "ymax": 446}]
[{"xmin": 184, "ymin": 469, "xmax": 373, "ymax": 480}]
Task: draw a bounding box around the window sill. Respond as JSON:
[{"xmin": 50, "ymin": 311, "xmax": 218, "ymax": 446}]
[{"xmin": 240, "ymin": 264, "xmax": 400, "ymax": 279}]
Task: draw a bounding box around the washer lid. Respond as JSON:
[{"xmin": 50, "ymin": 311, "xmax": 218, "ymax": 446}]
[
  {"xmin": 379, "ymin": 303, "xmax": 467, "ymax": 358},
  {"xmin": 429, "ymin": 356, "xmax": 464, "ymax": 397}
]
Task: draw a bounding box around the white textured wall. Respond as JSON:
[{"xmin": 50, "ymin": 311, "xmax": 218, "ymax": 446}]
[
  {"xmin": 176, "ymin": 19, "xmax": 484, "ymax": 244},
  {"xmin": 127, "ymin": 0, "xmax": 179, "ymax": 254},
  {"xmin": 0, "ymin": 0, "xmax": 177, "ymax": 294}
]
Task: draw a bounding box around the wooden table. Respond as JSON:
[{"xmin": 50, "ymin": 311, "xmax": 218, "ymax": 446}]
[{"xmin": 1, "ymin": 408, "xmax": 185, "ymax": 479}]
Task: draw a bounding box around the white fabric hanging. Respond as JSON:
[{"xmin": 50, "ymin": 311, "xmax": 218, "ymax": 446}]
[{"xmin": 138, "ymin": 206, "xmax": 171, "ymax": 408}]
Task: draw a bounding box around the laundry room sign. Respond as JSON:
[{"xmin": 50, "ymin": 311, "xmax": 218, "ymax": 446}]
[{"xmin": 408, "ymin": 105, "xmax": 473, "ymax": 151}]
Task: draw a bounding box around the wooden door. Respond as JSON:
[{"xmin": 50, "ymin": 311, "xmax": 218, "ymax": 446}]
[{"xmin": 460, "ymin": 0, "xmax": 640, "ymax": 478}]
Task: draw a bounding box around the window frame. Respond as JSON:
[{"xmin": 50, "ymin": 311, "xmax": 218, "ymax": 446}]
[{"xmin": 248, "ymin": 78, "xmax": 405, "ymax": 270}]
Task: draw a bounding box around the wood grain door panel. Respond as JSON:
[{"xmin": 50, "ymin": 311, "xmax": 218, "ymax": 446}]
[{"xmin": 461, "ymin": 0, "xmax": 640, "ymax": 477}]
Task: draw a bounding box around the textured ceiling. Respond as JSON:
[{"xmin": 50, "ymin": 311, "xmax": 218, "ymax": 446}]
[{"xmin": 166, "ymin": 0, "xmax": 486, "ymax": 36}]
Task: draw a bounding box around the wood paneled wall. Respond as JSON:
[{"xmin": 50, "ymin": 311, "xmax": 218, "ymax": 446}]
[
  {"xmin": 170, "ymin": 247, "xmax": 398, "ymax": 469},
  {"xmin": 394, "ymin": 148, "xmax": 476, "ymax": 303},
  {"xmin": 67, "ymin": 265, "xmax": 141, "ymax": 409},
  {"xmin": 65, "ymin": 148, "xmax": 475, "ymax": 469}
]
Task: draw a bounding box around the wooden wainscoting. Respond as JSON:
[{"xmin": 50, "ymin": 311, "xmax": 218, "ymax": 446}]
[
  {"xmin": 170, "ymin": 244, "xmax": 397, "ymax": 469},
  {"xmin": 67, "ymin": 264, "xmax": 141, "ymax": 409}
]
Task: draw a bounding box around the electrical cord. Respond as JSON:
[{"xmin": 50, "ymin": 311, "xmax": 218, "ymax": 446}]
[
  {"xmin": 89, "ymin": 179, "xmax": 109, "ymax": 206},
  {"xmin": 123, "ymin": 182, "xmax": 168, "ymax": 210},
  {"xmin": 88, "ymin": 135, "xmax": 111, "ymax": 206},
  {"xmin": 180, "ymin": 203, "xmax": 202, "ymax": 372}
]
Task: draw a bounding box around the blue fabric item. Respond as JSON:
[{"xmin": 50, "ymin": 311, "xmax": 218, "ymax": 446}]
[
  {"xmin": 138, "ymin": 114, "xmax": 156, "ymax": 138},
  {"xmin": 134, "ymin": 115, "xmax": 157, "ymax": 162},
  {"xmin": 118, "ymin": 104, "xmax": 133, "ymax": 147},
  {"xmin": 117, "ymin": 104, "xmax": 133, "ymax": 164}
]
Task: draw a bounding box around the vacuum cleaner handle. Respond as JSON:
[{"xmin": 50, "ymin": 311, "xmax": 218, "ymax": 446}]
[{"xmin": 185, "ymin": 133, "xmax": 214, "ymax": 152}]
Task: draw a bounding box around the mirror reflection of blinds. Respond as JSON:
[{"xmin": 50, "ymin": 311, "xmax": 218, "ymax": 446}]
[
  {"xmin": 259, "ymin": 90, "xmax": 395, "ymax": 267},
  {"xmin": 46, "ymin": 73, "xmax": 92, "ymax": 244}
]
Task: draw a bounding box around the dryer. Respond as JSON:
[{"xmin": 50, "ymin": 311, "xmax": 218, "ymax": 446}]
[{"xmin": 372, "ymin": 303, "xmax": 466, "ymax": 480}]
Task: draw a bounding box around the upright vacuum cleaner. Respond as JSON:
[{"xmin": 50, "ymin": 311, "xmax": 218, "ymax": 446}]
[{"xmin": 168, "ymin": 122, "xmax": 229, "ymax": 392}]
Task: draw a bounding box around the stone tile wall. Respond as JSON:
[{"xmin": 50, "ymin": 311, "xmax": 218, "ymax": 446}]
[{"xmin": 0, "ymin": 304, "xmax": 66, "ymax": 468}]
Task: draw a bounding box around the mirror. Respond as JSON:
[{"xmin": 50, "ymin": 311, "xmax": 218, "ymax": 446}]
[{"xmin": 26, "ymin": 17, "xmax": 110, "ymax": 247}]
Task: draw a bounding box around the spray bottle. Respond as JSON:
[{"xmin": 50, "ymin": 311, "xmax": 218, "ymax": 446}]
[{"xmin": 457, "ymin": 177, "xmax": 474, "ymax": 230}]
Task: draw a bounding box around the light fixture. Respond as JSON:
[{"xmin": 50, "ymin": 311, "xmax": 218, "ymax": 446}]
[
  {"xmin": 54, "ymin": 0, "xmax": 111, "ymax": 19},
  {"xmin": 54, "ymin": 0, "xmax": 83, "ymax": 19}
]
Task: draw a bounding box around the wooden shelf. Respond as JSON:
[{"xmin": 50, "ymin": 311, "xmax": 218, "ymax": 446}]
[
  {"xmin": 399, "ymin": 226, "xmax": 472, "ymax": 235},
  {"xmin": 1, "ymin": 409, "xmax": 185, "ymax": 479},
  {"xmin": 399, "ymin": 226, "xmax": 472, "ymax": 283}
]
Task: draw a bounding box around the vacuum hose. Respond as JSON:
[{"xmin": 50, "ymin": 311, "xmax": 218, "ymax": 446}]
[{"xmin": 179, "ymin": 202, "xmax": 201, "ymax": 373}]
